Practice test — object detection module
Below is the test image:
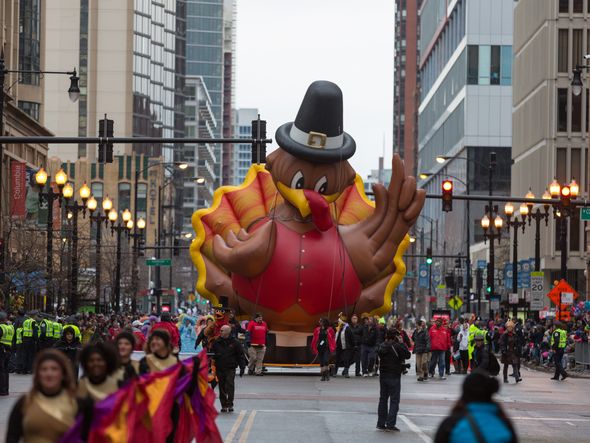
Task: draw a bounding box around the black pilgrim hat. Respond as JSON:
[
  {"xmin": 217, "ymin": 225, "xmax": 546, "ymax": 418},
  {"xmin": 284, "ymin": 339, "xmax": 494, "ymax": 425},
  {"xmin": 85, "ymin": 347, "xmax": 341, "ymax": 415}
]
[{"xmin": 275, "ymin": 80, "xmax": 356, "ymax": 164}]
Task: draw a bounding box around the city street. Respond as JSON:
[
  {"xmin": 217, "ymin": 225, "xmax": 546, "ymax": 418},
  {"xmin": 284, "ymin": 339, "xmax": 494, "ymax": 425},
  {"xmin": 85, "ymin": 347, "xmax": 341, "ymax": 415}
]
[{"xmin": 1, "ymin": 358, "xmax": 588, "ymax": 442}]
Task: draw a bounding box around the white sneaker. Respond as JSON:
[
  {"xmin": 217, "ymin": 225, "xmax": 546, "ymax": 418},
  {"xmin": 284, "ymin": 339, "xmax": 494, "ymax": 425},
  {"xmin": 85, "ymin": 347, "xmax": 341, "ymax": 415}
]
[
  {"xmin": 363, "ymin": 373, "xmax": 368, "ymax": 377},
  {"xmin": 440, "ymin": 376, "xmax": 447, "ymax": 380}
]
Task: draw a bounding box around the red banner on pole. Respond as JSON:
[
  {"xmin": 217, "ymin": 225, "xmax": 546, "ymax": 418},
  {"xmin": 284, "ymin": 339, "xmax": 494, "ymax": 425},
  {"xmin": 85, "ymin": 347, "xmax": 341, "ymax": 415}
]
[{"xmin": 10, "ymin": 161, "xmax": 27, "ymax": 218}]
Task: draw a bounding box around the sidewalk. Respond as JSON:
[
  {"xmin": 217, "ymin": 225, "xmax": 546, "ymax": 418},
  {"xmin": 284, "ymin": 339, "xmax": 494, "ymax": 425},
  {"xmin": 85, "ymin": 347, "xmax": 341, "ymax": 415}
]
[{"xmin": 523, "ymin": 361, "xmax": 590, "ymax": 379}]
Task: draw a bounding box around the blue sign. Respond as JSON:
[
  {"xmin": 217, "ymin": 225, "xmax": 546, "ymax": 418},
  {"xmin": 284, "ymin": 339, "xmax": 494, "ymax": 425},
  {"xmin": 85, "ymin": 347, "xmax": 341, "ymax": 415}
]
[
  {"xmin": 418, "ymin": 264, "xmax": 429, "ymax": 288},
  {"xmin": 433, "ymin": 269, "xmax": 442, "ymax": 286},
  {"xmin": 477, "ymin": 260, "xmax": 487, "ymax": 270},
  {"xmin": 518, "ymin": 259, "xmax": 532, "ymax": 289},
  {"xmin": 504, "ymin": 263, "xmax": 513, "ymax": 288}
]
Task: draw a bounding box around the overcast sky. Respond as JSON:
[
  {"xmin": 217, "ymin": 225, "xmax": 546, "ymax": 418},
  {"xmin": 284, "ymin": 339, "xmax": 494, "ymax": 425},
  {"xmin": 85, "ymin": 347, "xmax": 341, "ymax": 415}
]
[{"xmin": 234, "ymin": 0, "xmax": 395, "ymax": 180}]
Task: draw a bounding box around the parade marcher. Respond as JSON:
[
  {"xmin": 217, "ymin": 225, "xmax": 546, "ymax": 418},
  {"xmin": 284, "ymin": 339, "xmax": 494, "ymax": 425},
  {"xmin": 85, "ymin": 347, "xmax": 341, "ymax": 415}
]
[
  {"xmin": 139, "ymin": 329, "xmax": 179, "ymax": 374},
  {"xmin": 131, "ymin": 320, "xmax": 146, "ymax": 351},
  {"xmin": 22, "ymin": 312, "xmax": 39, "ymax": 374},
  {"xmin": 335, "ymin": 313, "xmax": 355, "ymax": 378},
  {"xmin": 311, "ymin": 318, "xmax": 336, "ymax": 381},
  {"xmin": 376, "ymin": 329, "xmax": 411, "ymax": 432},
  {"xmin": 457, "ymin": 322, "xmax": 470, "ymax": 374},
  {"xmin": 0, "ymin": 312, "xmax": 14, "ymax": 396},
  {"xmin": 429, "ymin": 318, "xmax": 451, "ymax": 379},
  {"xmin": 500, "ymin": 321, "xmax": 522, "ymax": 383},
  {"xmin": 411, "ymin": 320, "xmax": 430, "ymax": 381},
  {"xmin": 550, "ymin": 322, "xmax": 569, "ymax": 381},
  {"xmin": 114, "ymin": 331, "xmax": 139, "ymax": 385},
  {"xmin": 350, "ymin": 314, "xmax": 363, "ymax": 376},
  {"xmin": 77, "ymin": 342, "xmax": 120, "ymax": 402},
  {"xmin": 53, "ymin": 325, "xmax": 82, "ymax": 378},
  {"xmin": 151, "ymin": 312, "xmax": 181, "ymax": 354},
  {"xmin": 210, "ymin": 325, "xmax": 246, "ymax": 412},
  {"xmin": 472, "ymin": 333, "xmax": 500, "ymax": 376},
  {"xmin": 6, "ymin": 349, "xmax": 84, "ymax": 443},
  {"xmin": 179, "ymin": 315, "xmax": 198, "ymax": 353},
  {"xmin": 195, "ymin": 316, "xmax": 215, "ymax": 351},
  {"xmin": 246, "ymin": 313, "xmax": 268, "ymax": 376},
  {"xmin": 361, "ymin": 316, "xmax": 378, "ymax": 377},
  {"xmin": 434, "ymin": 372, "xmax": 518, "ymax": 443}
]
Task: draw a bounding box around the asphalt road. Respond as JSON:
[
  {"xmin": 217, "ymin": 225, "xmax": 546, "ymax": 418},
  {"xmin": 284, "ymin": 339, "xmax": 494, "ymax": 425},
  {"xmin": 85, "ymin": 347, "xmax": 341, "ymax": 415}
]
[{"xmin": 1, "ymin": 359, "xmax": 589, "ymax": 442}]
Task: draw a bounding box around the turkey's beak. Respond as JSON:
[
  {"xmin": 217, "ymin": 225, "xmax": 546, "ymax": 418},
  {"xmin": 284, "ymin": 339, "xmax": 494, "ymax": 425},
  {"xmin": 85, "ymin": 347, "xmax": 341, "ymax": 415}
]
[{"xmin": 276, "ymin": 182, "xmax": 339, "ymax": 218}]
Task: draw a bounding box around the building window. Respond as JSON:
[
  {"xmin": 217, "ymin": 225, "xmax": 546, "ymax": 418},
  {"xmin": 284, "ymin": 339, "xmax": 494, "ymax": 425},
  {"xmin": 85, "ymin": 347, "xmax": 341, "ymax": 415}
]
[
  {"xmin": 118, "ymin": 183, "xmax": 131, "ymax": 212},
  {"xmin": 500, "ymin": 46, "xmax": 512, "ymax": 85},
  {"xmin": 490, "ymin": 46, "xmax": 501, "ymax": 85},
  {"xmin": 573, "ymin": 0, "xmax": 583, "ymax": 13},
  {"xmin": 557, "ymin": 88, "xmax": 568, "ymax": 132},
  {"xmin": 572, "ymin": 90, "xmax": 582, "ymax": 132},
  {"xmin": 18, "ymin": 0, "xmax": 41, "ymax": 85},
  {"xmin": 558, "ymin": 29, "xmax": 569, "ymax": 73},
  {"xmin": 572, "ymin": 29, "xmax": 583, "ymax": 70},
  {"xmin": 467, "ymin": 46, "xmax": 479, "ymax": 85},
  {"xmin": 478, "ymin": 46, "xmax": 491, "ymax": 85},
  {"xmin": 559, "ymin": 0, "xmax": 569, "ymax": 14},
  {"xmin": 17, "ymin": 101, "xmax": 40, "ymax": 121},
  {"xmin": 137, "ymin": 183, "xmax": 148, "ymax": 213},
  {"xmin": 91, "ymin": 182, "xmax": 104, "ymax": 208}
]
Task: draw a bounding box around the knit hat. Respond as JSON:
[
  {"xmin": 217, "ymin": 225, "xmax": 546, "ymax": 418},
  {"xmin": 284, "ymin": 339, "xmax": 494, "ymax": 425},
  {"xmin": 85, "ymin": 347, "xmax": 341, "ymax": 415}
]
[
  {"xmin": 149, "ymin": 329, "xmax": 171, "ymax": 347},
  {"xmin": 115, "ymin": 331, "xmax": 136, "ymax": 347},
  {"xmin": 461, "ymin": 372, "xmax": 499, "ymax": 403}
]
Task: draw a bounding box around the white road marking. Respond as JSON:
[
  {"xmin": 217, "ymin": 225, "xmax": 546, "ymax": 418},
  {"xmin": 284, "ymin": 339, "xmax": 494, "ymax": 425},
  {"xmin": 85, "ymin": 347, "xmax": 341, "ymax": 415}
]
[
  {"xmin": 566, "ymin": 421, "xmax": 575, "ymax": 426},
  {"xmin": 399, "ymin": 414, "xmax": 432, "ymax": 443},
  {"xmin": 238, "ymin": 410, "xmax": 257, "ymax": 443},
  {"xmin": 224, "ymin": 410, "xmax": 247, "ymax": 443}
]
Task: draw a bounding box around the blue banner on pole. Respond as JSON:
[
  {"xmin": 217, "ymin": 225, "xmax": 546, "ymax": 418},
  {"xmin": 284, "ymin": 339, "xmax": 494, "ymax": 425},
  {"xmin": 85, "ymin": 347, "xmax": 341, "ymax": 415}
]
[
  {"xmin": 418, "ymin": 264, "xmax": 429, "ymax": 288},
  {"xmin": 504, "ymin": 263, "xmax": 513, "ymax": 289},
  {"xmin": 477, "ymin": 260, "xmax": 487, "ymax": 270}
]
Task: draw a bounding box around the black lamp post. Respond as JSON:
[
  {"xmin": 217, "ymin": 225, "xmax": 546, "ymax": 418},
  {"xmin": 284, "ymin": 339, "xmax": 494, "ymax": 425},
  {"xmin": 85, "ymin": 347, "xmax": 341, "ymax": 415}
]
[
  {"xmin": 62, "ymin": 181, "xmax": 92, "ymax": 313},
  {"xmin": 33, "ymin": 167, "xmax": 69, "ymax": 312},
  {"xmin": 88, "ymin": 195, "xmax": 114, "ymax": 313},
  {"xmin": 107, "ymin": 207, "xmax": 134, "ymax": 313},
  {"xmin": 503, "ymin": 201, "xmax": 527, "ymax": 318},
  {"xmin": 481, "ymin": 204, "xmax": 503, "ymax": 318}
]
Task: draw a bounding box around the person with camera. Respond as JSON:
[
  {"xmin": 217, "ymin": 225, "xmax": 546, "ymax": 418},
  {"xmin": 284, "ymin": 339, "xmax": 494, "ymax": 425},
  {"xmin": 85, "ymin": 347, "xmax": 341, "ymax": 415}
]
[{"xmin": 376, "ymin": 329, "xmax": 411, "ymax": 432}]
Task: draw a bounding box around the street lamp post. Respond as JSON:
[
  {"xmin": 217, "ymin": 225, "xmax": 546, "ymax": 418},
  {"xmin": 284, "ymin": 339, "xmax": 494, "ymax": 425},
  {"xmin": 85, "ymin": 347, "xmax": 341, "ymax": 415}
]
[
  {"xmin": 504, "ymin": 201, "xmax": 527, "ymax": 318},
  {"xmin": 34, "ymin": 167, "xmax": 69, "ymax": 312},
  {"xmin": 89, "ymin": 196, "xmax": 113, "ymax": 313},
  {"xmin": 107, "ymin": 207, "xmax": 133, "ymax": 313},
  {"xmin": 481, "ymin": 207, "xmax": 503, "ymax": 318}
]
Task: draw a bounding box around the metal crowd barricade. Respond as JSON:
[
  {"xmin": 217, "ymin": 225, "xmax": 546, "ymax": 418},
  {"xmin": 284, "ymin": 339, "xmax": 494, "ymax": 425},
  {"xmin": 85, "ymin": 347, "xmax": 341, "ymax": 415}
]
[{"xmin": 574, "ymin": 342, "xmax": 590, "ymax": 368}]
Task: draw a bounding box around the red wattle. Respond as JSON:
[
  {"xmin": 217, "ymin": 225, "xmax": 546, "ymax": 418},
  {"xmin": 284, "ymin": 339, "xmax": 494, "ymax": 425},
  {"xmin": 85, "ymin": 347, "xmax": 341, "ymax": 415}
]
[{"xmin": 303, "ymin": 189, "xmax": 333, "ymax": 231}]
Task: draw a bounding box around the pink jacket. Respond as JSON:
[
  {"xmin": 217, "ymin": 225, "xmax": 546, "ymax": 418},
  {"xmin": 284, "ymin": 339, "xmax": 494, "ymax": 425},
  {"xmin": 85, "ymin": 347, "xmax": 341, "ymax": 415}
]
[{"xmin": 311, "ymin": 326, "xmax": 336, "ymax": 354}]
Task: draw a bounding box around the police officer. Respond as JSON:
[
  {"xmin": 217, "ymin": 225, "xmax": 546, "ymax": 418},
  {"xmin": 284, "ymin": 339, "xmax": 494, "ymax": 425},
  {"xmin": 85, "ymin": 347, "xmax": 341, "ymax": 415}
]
[
  {"xmin": 13, "ymin": 324, "xmax": 24, "ymax": 374},
  {"xmin": 0, "ymin": 312, "xmax": 14, "ymax": 395},
  {"xmin": 52, "ymin": 318, "xmax": 63, "ymax": 341},
  {"xmin": 22, "ymin": 311, "xmax": 39, "ymax": 374},
  {"xmin": 37, "ymin": 315, "xmax": 54, "ymax": 350},
  {"xmin": 550, "ymin": 322, "xmax": 568, "ymax": 381}
]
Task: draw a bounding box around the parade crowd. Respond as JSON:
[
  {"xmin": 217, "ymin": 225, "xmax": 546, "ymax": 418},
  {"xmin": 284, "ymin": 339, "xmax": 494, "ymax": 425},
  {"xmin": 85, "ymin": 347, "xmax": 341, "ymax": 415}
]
[{"xmin": 0, "ymin": 306, "xmax": 588, "ymax": 441}]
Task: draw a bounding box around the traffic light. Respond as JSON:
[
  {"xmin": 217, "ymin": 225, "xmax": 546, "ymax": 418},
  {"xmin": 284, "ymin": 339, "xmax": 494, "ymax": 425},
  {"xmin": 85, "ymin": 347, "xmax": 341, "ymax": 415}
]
[
  {"xmin": 98, "ymin": 116, "xmax": 114, "ymax": 163},
  {"xmin": 426, "ymin": 247, "xmax": 433, "ymax": 265},
  {"xmin": 442, "ymin": 180, "xmax": 453, "ymax": 212},
  {"xmin": 560, "ymin": 185, "xmax": 571, "ymax": 207},
  {"xmin": 251, "ymin": 116, "xmax": 267, "ymax": 164},
  {"xmin": 486, "ymin": 285, "xmax": 492, "ymax": 295},
  {"xmin": 173, "ymin": 238, "xmax": 180, "ymax": 256},
  {"xmin": 176, "ymin": 287, "xmax": 182, "ymax": 296}
]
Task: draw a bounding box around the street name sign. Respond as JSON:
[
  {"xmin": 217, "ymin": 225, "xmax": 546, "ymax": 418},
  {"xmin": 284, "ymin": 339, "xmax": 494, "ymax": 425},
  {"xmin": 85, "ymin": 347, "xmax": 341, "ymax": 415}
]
[
  {"xmin": 581, "ymin": 207, "xmax": 590, "ymax": 221},
  {"xmin": 146, "ymin": 258, "xmax": 172, "ymax": 267}
]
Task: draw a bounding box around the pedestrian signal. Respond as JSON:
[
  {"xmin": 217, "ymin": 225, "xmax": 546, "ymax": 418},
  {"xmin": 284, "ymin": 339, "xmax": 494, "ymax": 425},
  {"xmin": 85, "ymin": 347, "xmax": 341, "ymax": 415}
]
[{"xmin": 442, "ymin": 180, "xmax": 453, "ymax": 212}]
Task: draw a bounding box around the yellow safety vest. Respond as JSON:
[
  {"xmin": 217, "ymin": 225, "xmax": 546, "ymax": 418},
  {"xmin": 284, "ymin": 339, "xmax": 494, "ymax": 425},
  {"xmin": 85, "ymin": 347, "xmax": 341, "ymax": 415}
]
[
  {"xmin": 551, "ymin": 329, "xmax": 567, "ymax": 349},
  {"xmin": 53, "ymin": 322, "xmax": 63, "ymax": 339},
  {"xmin": 0, "ymin": 324, "xmax": 14, "ymax": 347},
  {"xmin": 42, "ymin": 320, "xmax": 54, "ymax": 339},
  {"xmin": 23, "ymin": 318, "xmax": 36, "ymax": 338},
  {"xmin": 65, "ymin": 324, "xmax": 81, "ymax": 341},
  {"xmin": 15, "ymin": 327, "xmax": 23, "ymax": 345}
]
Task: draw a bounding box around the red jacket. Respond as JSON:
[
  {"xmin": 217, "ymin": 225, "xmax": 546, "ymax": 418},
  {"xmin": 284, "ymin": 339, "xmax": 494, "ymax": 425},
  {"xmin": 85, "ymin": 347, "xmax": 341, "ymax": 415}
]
[
  {"xmin": 247, "ymin": 320, "xmax": 268, "ymax": 346},
  {"xmin": 311, "ymin": 326, "xmax": 336, "ymax": 354},
  {"xmin": 151, "ymin": 321, "xmax": 180, "ymax": 349},
  {"xmin": 429, "ymin": 325, "xmax": 451, "ymax": 351}
]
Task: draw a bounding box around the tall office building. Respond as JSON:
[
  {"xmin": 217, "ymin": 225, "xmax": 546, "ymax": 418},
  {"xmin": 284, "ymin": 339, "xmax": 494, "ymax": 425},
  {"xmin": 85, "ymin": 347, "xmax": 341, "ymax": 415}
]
[
  {"xmin": 233, "ymin": 108, "xmax": 258, "ymax": 185},
  {"xmin": 183, "ymin": 76, "xmax": 216, "ymax": 232},
  {"xmin": 512, "ymin": 0, "xmax": 590, "ymax": 294},
  {"xmin": 417, "ymin": 0, "xmax": 513, "ymax": 261},
  {"xmin": 43, "ymin": 0, "xmax": 179, "ymax": 162},
  {"xmin": 222, "ymin": 0, "xmax": 236, "ymax": 186},
  {"xmin": 393, "ymin": 0, "xmax": 422, "ymax": 176}
]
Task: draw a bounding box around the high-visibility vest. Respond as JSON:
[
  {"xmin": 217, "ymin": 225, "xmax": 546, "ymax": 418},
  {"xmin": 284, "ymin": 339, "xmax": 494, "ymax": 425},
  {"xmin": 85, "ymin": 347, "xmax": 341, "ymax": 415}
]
[
  {"xmin": 65, "ymin": 324, "xmax": 81, "ymax": 341},
  {"xmin": 53, "ymin": 322, "xmax": 63, "ymax": 339},
  {"xmin": 42, "ymin": 319, "xmax": 53, "ymax": 339},
  {"xmin": 15, "ymin": 327, "xmax": 23, "ymax": 345},
  {"xmin": 552, "ymin": 328, "xmax": 567, "ymax": 349},
  {"xmin": 0, "ymin": 324, "xmax": 14, "ymax": 347},
  {"xmin": 23, "ymin": 318, "xmax": 36, "ymax": 338}
]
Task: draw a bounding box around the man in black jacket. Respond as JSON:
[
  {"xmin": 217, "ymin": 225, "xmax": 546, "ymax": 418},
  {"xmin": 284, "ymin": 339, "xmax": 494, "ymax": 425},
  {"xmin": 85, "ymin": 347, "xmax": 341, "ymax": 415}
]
[
  {"xmin": 376, "ymin": 329, "xmax": 411, "ymax": 432},
  {"xmin": 335, "ymin": 314, "xmax": 354, "ymax": 378},
  {"xmin": 349, "ymin": 314, "xmax": 363, "ymax": 376},
  {"xmin": 411, "ymin": 320, "xmax": 431, "ymax": 381},
  {"xmin": 211, "ymin": 325, "xmax": 247, "ymax": 412}
]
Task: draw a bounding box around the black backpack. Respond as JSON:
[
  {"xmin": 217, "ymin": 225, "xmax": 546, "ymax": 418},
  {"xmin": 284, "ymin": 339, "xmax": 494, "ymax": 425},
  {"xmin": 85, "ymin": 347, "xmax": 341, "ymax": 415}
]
[{"xmin": 488, "ymin": 349, "xmax": 500, "ymax": 376}]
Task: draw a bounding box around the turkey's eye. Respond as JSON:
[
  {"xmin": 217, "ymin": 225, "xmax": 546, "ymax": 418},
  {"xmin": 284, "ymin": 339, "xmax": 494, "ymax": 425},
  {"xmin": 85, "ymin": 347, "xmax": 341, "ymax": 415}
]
[
  {"xmin": 314, "ymin": 176, "xmax": 328, "ymax": 194},
  {"xmin": 290, "ymin": 170, "xmax": 305, "ymax": 189}
]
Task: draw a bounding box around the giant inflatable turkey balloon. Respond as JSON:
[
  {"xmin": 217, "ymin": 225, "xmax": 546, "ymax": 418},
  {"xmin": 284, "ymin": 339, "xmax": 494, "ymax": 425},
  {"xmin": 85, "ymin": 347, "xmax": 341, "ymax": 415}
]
[{"xmin": 190, "ymin": 81, "xmax": 425, "ymax": 363}]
